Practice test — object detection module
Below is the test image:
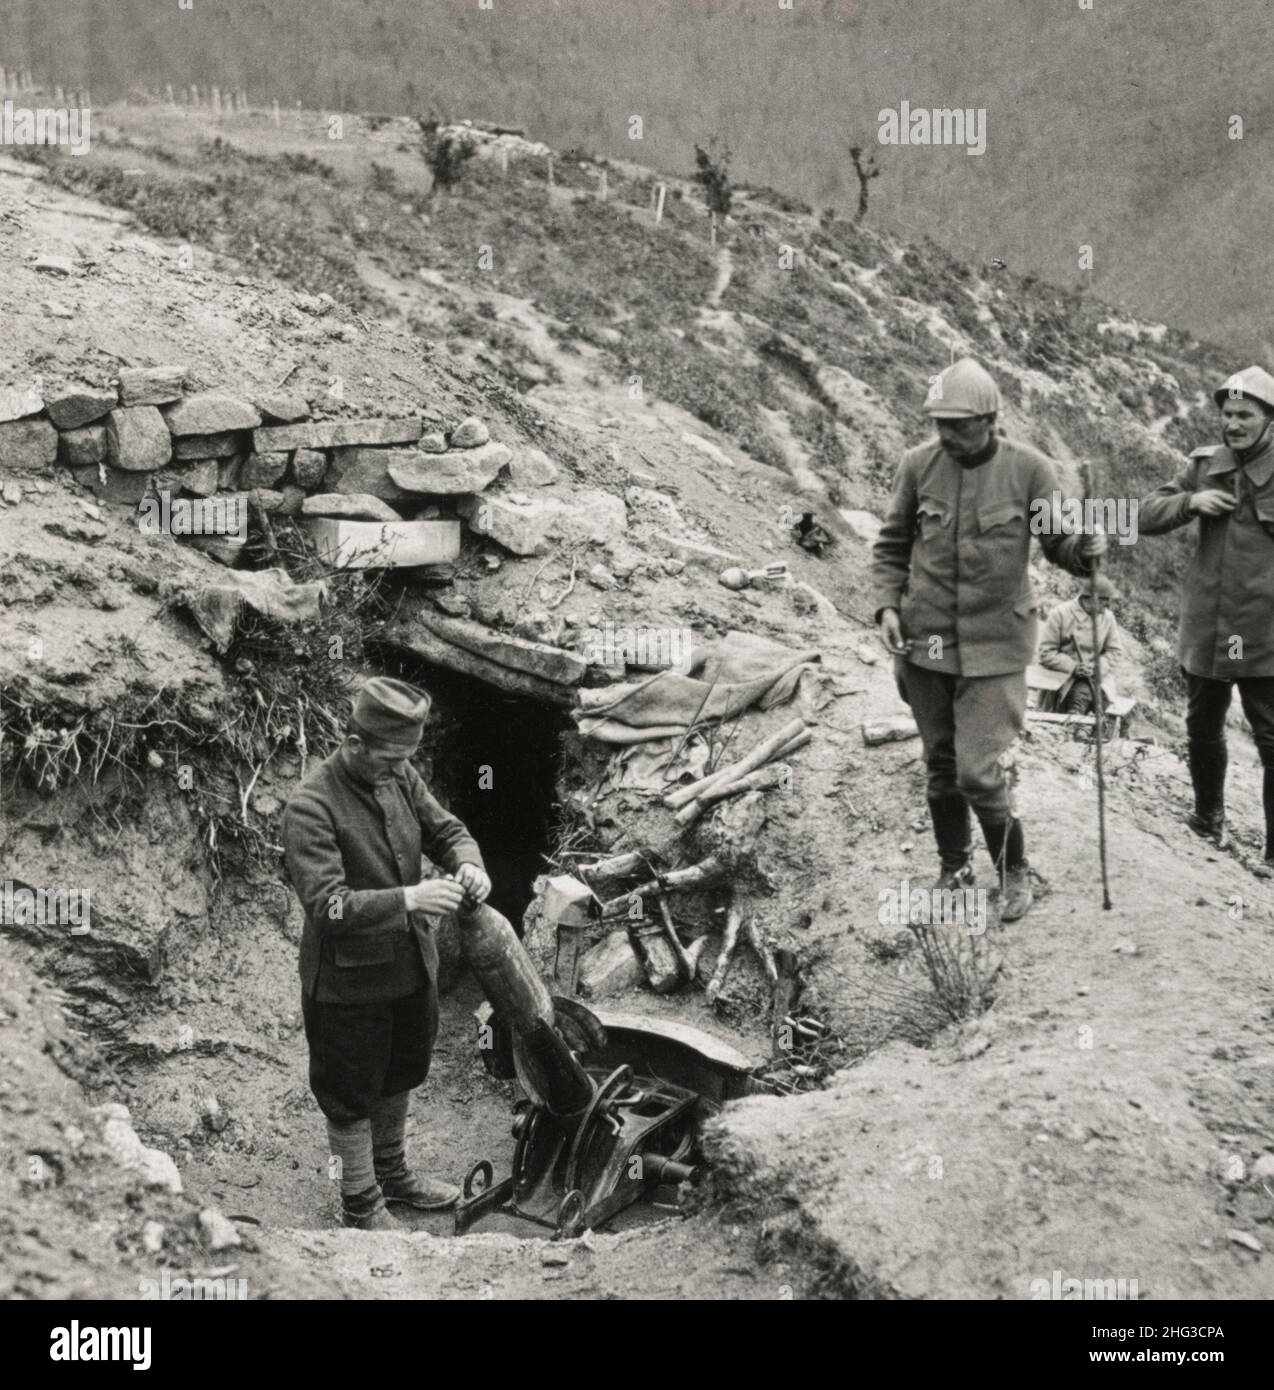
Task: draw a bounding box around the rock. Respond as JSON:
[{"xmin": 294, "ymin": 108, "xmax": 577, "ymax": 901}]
[
  {"xmin": 839, "ymin": 508, "xmax": 884, "ymax": 544},
  {"xmin": 579, "ymin": 931, "xmax": 644, "ymax": 998},
  {"xmin": 855, "ymin": 642, "xmax": 880, "ymax": 666},
  {"xmin": 247, "ymin": 488, "xmax": 286, "ymax": 513},
  {"xmin": 418, "ymin": 431, "xmax": 448, "ymax": 453},
  {"xmin": 57, "ymin": 422, "xmax": 108, "ymax": 467},
  {"xmin": 432, "ymin": 592, "xmax": 472, "ymax": 618},
  {"xmin": 217, "ymin": 456, "xmax": 243, "ymax": 490},
  {"xmin": 0, "ymin": 417, "xmax": 58, "ymax": 469},
  {"xmin": 45, "ymin": 384, "xmax": 117, "ymax": 429},
  {"xmin": 456, "ymin": 488, "xmax": 627, "ymax": 556},
  {"xmin": 174, "ymin": 432, "xmax": 244, "ymax": 460},
  {"xmin": 301, "ymin": 492, "xmax": 401, "ymax": 522},
  {"xmin": 587, "ymin": 564, "xmax": 617, "ymax": 590},
  {"xmin": 117, "ymin": 365, "xmax": 187, "ymax": 406},
  {"xmin": 277, "ymin": 484, "xmax": 306, "ymax": 516},
  {"xmin": 93, "ymin": 1102, "xmax": 183, "ymax": 1194},
  {"xmin": 388, "ymin": 440, "xmax": 512, "ymax": 494},
  {"xmin": 628, "ymin": 468, "xmax": 658, "ymax": 488},
  {"xmin": 508, "ymin": 447, "xmax": 559, "ymax": 487},
  {"xmin": 0, "ymin": 385, "xmax": 44, "ymax": 423},
  {"xmin": 448, "ymin": 415, "xmax": 490, "ymax": 448},
  {"xmin": 141, "ymin": 1222, "xmax": 165, "ymax": 1255},
  {"xmin": 718, "ymin": 567, "xmax": 749, "ymax": 591},
  {"xmin": 164, "ymin": 392, "xmax": 261, "ymax": 435},
  {"xmin": 1251, "ymin": 1153, "xmax": 1274, "ymax": 1181},
  {"xmin": 324, "ymin": 445, "xmax": 411, "ymax": 500},
  {"xmin": 2, "ymin": 480, "xmax": 23, "ymax": 505},
  {"xmin": 155, "ymin": 459, "xmax": 219, "ymax": 497},
  {"xmin": 45, "ymin": 517, "xmax": 108, "ymax": 544},
  {"xmin": 662, "ymin": 558, "xmax": 686, "ymax": 576},
  {"xmin": 254, "ymin": 417, "xmax": 423, "ymax": 452},
  {"xmin": 33, "ymin": 253, "xmax": 74, "ymax": 276},
  {"xmin": 256, "ymin": 391, "xmax": 311, "ymax": 424},
  {"xmin": 70, "ymin": 464, "xmax": 151, "ymax": 504},
  {"xmin": 862, "ymin": 716, "xmax": 920, "ymax": 746},
  {"xmin": 106, "ymin": 406, "xmax": 172, "ymax": 470},
  {"xmin": 1226, "ymin": 1230, "xmax": 1263, "ymax": 1253},
  {"xmin": 291, "ymin": 448, "xmax": 327, "ymax": 488},
  {"xmin": 242, "ymin": 451, "xmax": 289, "ymax": 488},
  {"xmin": 45, "ymin": 300, "xmax": 74, "ymax": 319},
  {"xmin": 1111, "ymin": 940, "xmax": 1141, "ymax": 956},
  {"xmin": 198, "ymin": 1209, "xmax": 242, "ymax": 1252}
]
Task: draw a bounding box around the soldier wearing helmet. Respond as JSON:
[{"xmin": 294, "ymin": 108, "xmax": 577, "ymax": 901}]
[
  {"xmin": 872, "ymin": 358, "xmax": 1106, "ymax": 920},
  {"xmin": 1138, "ymin": 366, "xmax": 1274, "ymax": 871}
]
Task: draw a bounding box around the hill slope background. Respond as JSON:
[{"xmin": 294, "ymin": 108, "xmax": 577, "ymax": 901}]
[{"xmin": 5, "ymin": 0, "xmax": 1274, "ymax": 353}]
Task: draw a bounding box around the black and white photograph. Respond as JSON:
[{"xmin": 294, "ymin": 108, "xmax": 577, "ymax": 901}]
[{"xmin": 0, "ymin": 0, "xmax": 1270, "ymax": 1344}]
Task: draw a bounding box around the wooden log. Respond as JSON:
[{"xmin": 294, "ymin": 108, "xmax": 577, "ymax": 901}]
[
  {"xmin": 664, "ymin": 717, "xmax": 806, "ymax": 809},
  {"xmin": 598, "ymin": 855, "xmax": 724, "ymax": 916},
  {"xmin": 861, "ymin": 715, "xmax": 920, "ymax": 746},
  {"xmin": 656, "ymin": 896, "xmax": 696, "ymax": 982},
  {"xmin": 705, "ymin": 900, "xmax": 743, "ymax": 1006},
  {"xmin": 582, "ymin": 849, "xmax": 661, "ymax": 883},
  {"xmin": 378, "ymin": 629, "xmax": 577, "ymax": 708},
  {"xmin": 674, "ymin": 760, "xmax": 791, "ymax": 827}
]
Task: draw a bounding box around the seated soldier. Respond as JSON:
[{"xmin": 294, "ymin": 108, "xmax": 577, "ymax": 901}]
[{"xmin": 1038, "ymin": 575, "xmax": 1125, "ymax": 716}]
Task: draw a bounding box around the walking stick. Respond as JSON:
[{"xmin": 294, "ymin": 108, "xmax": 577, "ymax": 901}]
[{"xmin": 1081, "ymin": 463, "xmax": 1113, "ymax": 910}]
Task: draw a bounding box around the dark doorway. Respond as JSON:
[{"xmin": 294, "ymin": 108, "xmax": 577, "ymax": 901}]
[{"xmin": 400, "ymin": 660, "xmax": 566, "ymax": 931}]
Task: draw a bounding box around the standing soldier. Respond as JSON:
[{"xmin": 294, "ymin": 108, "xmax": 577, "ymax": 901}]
[
  {"xmin": 872, "ymin": 358, "xmax": 1106, "ymax": 919},
  {"xmin": 283, "ymin": 676, "xmax": 497, "ymax": 1230},
  {"xmin": 1138, "ymin": 366, "xmax": 1274, "ymax": 870}
]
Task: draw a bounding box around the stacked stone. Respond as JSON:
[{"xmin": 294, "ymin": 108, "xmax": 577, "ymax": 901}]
[{"xmin": 0, "ymin": 372, "xmax": 614, "ymax": 564}]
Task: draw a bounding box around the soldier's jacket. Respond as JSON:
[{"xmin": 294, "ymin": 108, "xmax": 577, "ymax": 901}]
[
  {"xmin": 1038, "ymin": 597, "xmax": 1124, "ymax": 701},
  {"xmin": 871, "ymin": 434, "xmax": 1093, "ymax": 677},
  {"xmin": 1138, "ymin": 439, "xmax": 1274, "ymax": 679},
  {"xmin": 283, "ymin": 751, "xmax": 485, "ymax": 1004}
]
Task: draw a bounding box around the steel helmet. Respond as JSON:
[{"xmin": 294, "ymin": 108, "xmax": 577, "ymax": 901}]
[
  {"xmin": 925, "ymin": 357, "xmax": 1002, "ymax": 418},
  {"xmin": 1212, "ymin": 365, "xmax": 1274, "ymax": 411}
]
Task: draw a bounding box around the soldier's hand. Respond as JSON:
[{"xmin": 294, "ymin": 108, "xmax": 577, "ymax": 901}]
[
  {"xmin": 1079, "ymin": 524, "xmax": 1108, "ymax": 559},
  {"xmin": 454, "ymin": 864, "xmax": 492, "ymax": 906},
  {"xmin": 1190, "ymin": 489, "xmax": 1237, "ymax": 517},
  {"xmin": 878, "ymin": 608, "xmax": 910, "ymax": 655},
  {"xmin": 1074, "ymin": 662, "xmax": 1093, "ymax": 679},
  {"xmin": 404, "ymin": 878, "xmax": 467, "ymax": 915}
]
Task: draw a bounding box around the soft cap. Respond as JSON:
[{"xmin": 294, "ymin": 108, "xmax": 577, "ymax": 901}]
[{"xmin": 350, "ymin": 676, "xmax": 431, "ymax": 747}]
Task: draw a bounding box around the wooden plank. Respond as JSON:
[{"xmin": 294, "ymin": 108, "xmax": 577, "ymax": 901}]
[
  {"xmin": 417, "ymin": 610, "xmax": 587, "ymax": 686},
  {"xmin": 300, "ymin": 517, "xmax": 459, "ymax": 569},
  {"xmin": 380, "ymin": 626, "xmax": 578, "ymax": 707}
]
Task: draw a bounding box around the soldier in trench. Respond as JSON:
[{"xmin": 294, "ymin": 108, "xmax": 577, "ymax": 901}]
[
  {"xmin": 282, "ymin": 676, "xmax": 497, "ymax": 1230},
  {"xmin": 871, "ymin": 358, "xmax": 1106, "ymax": 920}
]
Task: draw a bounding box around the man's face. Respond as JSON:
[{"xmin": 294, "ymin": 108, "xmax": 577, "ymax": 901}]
[
  {"xmin": 345, "ymin": 733, "xmax": 419, "ymax": 785},
  {"xmin": 1079, "ymin": 593, "xmax": 1111, "ymax": 615},
  {"xmin": 935, "ymin": 414, "xmax": 994, "ymax": 458},
  {"xmin": 1220, "ymin": 396, "xmax": 1272, "ymax": 453}
]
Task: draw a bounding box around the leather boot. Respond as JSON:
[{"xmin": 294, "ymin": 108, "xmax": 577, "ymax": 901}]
[
  {"xmin": 1186, "ymin": 741, "xmax": 1228, "ymax": 845},
  {"xmin": 340, "ymin": 1184, "xmax": 401, "ymax": 1231},
  {"xmin": 928, "ymin": 795, "xmax": 975, "ymax": 891},
  {"xmin": 1258, "ymin": 768, "xmax": 1274, "ymax": 877},
  {"xmin": 376, "ymin": 1163, "xmax": 460, "ymax": 1211},
  {"xmin": 978, "ymin": 814, "xmax": 1033, "ymax": 922}
]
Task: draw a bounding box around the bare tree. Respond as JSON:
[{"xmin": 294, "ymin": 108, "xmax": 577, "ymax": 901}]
[{"xmin": 849, "ymin": 144, "xmax": 881, "ymax": 223}]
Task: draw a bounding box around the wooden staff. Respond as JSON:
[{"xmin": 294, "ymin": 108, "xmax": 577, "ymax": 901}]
[{"xmin": 1081, "ymin": 461, "xmax": 1113, "ymax": 910}]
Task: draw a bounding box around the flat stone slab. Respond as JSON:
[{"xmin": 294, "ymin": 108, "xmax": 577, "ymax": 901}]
[
  {"xmin": 456, "ymin": 488, "xmax": 627, "ymax": 556},
  {"xmin": 254, "ymin": 417, "xmax": 424, "ymax": 452},
  {"xmin": 418, "ymin": 610, "xmax": 587, "ymax": 685},
  {"xmin": 300, "ymin": 517, "xmax": 460, "ymax": 569},
  {"xmin": 301, "ymin": 493, "xmax": 402, "ymax": 522},
  {"xmin": 106, "ymin": 406, "xmax": 172, "ymax": 470},
  {"xmin": 45, "ymin": 385, "xmax": 118, "ymax": 430},
  {"xmin": 117, "ymin": 366, "xmax": 187, "ymax": 406},
  {"xmin": 70, "ymin": 464, "xmax": 152, "ymax": 504},
  {"xmin": 387, "ymin": 440, "xmax": 511, "ymax": 494},
  {"xmin": 173, "ymin": 432, "xmax": 245, "ymax": 460},
  {"xmin": 163, "ymin": 392, "xmax": 261, "ymax": 436},
  {"xmin": 1, "ymin": 417, "xmax": 59, "ymax": 469}
]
